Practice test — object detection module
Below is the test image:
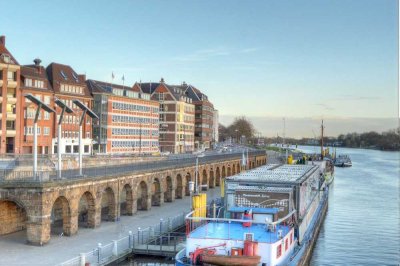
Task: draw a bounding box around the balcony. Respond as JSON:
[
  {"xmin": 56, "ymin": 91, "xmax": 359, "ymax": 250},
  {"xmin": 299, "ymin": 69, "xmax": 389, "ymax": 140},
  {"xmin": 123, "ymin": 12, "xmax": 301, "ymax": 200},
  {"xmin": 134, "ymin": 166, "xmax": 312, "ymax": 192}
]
[
  {"xmin": 6, "ymin": 129, "xmax": 16, "ymax": 137},
  {"xmin": 7, "ymin": 80, "xmax": 17, "ymax": 89},
  {"xmin": 6, "ymin": 112, "xmax": 16, "ymax": 120}
]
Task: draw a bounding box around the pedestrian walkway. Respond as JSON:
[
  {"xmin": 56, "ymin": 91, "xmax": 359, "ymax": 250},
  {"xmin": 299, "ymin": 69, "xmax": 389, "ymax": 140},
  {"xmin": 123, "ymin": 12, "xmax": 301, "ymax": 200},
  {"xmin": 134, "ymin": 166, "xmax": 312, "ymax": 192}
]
[{"xmin": 0, "ymin": 188, "xmax": 221, "ymax": 266}]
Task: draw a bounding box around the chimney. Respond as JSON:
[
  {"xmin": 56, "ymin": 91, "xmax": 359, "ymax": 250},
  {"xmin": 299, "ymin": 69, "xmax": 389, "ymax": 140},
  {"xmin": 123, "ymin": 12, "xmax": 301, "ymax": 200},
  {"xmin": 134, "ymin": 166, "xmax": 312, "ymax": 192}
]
[
  {"xmin": 160, "ymin": 77, "xmax": 165, "ymax": 83},
  {"xmin": 78, "ymin": 74, "xmax": 86, "ymax": 81},
  {"xmin": 33, "ymin": 58, "xmax": 42, "ymax": 73},
  {"xmin": 182, "ymin": 81, "xmax": 187, "ymax": 86}
]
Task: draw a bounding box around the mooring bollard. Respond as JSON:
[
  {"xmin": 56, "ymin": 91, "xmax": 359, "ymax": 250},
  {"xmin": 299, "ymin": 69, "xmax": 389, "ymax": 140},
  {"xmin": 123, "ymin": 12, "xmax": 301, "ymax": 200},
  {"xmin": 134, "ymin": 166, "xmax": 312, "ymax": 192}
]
[
  {"xmin": 137, "ymin": 227, "xmax": 141, "ymax": 244},
  {"xmin": 129, "ymin": 231, "xmax": 133, "ymax": 249},
  {"xmin": 79, "ymin": 253, "xmax": 86, "ymax": 266}
]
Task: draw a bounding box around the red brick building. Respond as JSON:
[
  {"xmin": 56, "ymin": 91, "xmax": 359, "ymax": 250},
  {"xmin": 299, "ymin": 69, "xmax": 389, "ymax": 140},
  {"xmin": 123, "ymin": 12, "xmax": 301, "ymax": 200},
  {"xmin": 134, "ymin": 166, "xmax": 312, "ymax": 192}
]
[
  {"xmin": 19, "ymin": 59, "xmax": 55, "ymax": 154},
  {"xmin": 139, "ymin": 79, "xmax": 195, "ymax": 154},
  {"xmin": 0, "ymin": 36, "xmax": 22, "ymax": 154},
  {"xmin": 87, "ymin": 79, "xmax": 159, "ymax": 155},
  {"xmin": 46, "ymin": 63, "xmax": 93, "ymax": 155}
]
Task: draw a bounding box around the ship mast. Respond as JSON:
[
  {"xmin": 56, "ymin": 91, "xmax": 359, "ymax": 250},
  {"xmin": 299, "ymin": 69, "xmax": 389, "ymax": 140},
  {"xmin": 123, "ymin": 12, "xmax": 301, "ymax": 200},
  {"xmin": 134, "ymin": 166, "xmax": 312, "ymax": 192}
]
[{"xmin": 321, "ymin": 120, "xmax": 324, "ymax": 159}]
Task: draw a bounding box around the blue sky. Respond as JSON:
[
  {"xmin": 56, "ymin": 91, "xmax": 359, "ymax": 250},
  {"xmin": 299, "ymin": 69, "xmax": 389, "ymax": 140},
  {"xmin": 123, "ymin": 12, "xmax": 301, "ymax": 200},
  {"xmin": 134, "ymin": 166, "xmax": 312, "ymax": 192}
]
[{"xmin": 1, "ymin": 0, "xmax": 398, "ymax": 136}]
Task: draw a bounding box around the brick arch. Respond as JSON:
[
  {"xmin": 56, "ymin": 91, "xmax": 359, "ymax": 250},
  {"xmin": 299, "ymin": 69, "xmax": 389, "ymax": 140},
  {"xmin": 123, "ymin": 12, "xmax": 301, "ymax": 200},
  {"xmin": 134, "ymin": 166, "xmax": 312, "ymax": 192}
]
[
  {"xmin": 120, "ymin": 183, "xmax": 134, "ymax": 216},
  {"xmin": 185, "ymin": 172, "xmax": 192, "ymax": 196},
  {"xmin": 51, "ymin": 196, "xmax": 72, "ymax": 236},
  {"xmin": 151, "ymin": 177, "xmax": 162, "ymax": 206},
  {"xmin": 100, "ymin": 187, "xmax": 117, "ymax": 222},
  {"xmin": 201, "ymin": 168, "xmax": 208, "ymax": 191},
  {"xmin": 215, "ymin": 167, "xmax": 221, "ymax": 186},
  {"xmin": 176, "ymin": 174, "xmax": 183, "ymax": 199},
  {"xmin": 164, "ymin": 176, "xmax": 173, "ymax": 202},
  {"xmin": 78, "ymin": 191, "xmax": 96, "ymax": 228},
  {"xmin": 227, "ymin": 166, "xmax": 232, "ymax": 176},
  {"xmin": 209, "ymin": 169, "xmax": 215, "ymax": 188},
  {"xmin": 137, "ymin": 180, "xmax": 149, "ymax": 210},
  {"xmin": 0, "ymin": 198, "xmax": 27, "ymax": 236}
]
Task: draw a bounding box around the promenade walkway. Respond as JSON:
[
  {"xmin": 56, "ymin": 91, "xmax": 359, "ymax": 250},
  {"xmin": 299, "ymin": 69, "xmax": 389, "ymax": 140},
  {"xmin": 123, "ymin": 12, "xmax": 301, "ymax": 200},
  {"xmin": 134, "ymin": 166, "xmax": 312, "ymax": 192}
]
[{"xmin": 0, "ymin": 188, "xmax": 221, "ymax": 266}]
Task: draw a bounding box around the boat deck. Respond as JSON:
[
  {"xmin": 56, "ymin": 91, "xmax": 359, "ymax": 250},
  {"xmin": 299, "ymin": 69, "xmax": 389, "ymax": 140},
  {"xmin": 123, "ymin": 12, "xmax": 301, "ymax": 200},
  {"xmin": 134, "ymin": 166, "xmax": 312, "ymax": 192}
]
[{"xmin": 189, "ymin": 222, "xmax": 291, "ymax": 243}]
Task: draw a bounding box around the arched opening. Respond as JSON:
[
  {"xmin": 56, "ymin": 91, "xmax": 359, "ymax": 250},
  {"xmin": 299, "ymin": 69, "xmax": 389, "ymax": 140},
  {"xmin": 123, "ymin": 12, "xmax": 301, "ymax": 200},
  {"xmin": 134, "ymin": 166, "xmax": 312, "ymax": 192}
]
[
  {"xmin": 101, "ymin": 187, "xmax": 116, "ymax": 222},
  {"xmin": 251, "ymin": 161, "xmax": 255, "ymax": 169},
  {"xmin": 78, "ymin": 192, "xmax": 95, "ymax": 228},
  {"xmin": 232, "ymin": 164, "xmax": 236, "ymax": 175},
  {"xmin": 201, "ymin": 169, "xmax": 208, "ymax": 191},
  {"xmin": 222, "ymin": 166, "xmax": 226, "ymax": 178},
  {"xmin": 215, "ymin": 167, "xmax": 221, "ymax": 186},
  {"xmin": 51, "ymin": 196, "xmax": 71, "ymax": 236},
  {"xmin": 120, "ymin": 184, "xmax": 134, "ymax": 216},
  {"xmin": 0, "ymin": 200, "xmax": 27, "ymax": 236},
  {"xmin": 209, "ymin": 170, "xmax": 215, "ymax": 188},
  {"xmin": 227, "ymin": 166, "xmax": 232, "ymax": 176},
  {"xmin": 185, "ymin": 173, "xmax": 191, "ymax": 196},
  {"xmin": 137, "ymin": 181, "xmax": 148, "ymax": 210},
  {"xmin": 176, "ymin": 174, "xmax": 183, "ymax": 199},
  {"xmin": 152, "ymin": 178, "xmax": 161, "ymax": 206},
  {"xmin": 164, "ymin": 176, "xmax": 173, "ymax": 202},
  {"xmin": 237, "ymin": 163, "xmax": 240, "ymax": 173}
]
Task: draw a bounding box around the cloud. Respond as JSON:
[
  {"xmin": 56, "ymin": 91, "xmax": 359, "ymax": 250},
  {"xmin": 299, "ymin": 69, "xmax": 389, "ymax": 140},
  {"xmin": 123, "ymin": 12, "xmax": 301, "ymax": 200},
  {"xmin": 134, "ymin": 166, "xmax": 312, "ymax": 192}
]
[
  {"xmin": 172, "ymin": 47, "xmax": 231, "ymax": 62},
  {"xmin": 315, "ymin": 103, "xmax": 334, "ymax": 110},
  {"xmin": 240, "ymin": 47, "xmax": 259, "ymax": 53}
]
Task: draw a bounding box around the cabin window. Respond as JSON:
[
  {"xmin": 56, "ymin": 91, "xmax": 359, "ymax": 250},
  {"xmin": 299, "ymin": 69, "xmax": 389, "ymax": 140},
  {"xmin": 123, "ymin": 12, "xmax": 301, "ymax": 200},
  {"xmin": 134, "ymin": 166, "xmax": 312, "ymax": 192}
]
[
  {"xmin": 285, "ymin": 239, "xmax": 289, "ymax": 251},
  {"xmin": 290, "ymin": 232, "xmax": 293, "ymax": 245},
  {"xmin": 276, "ymin": 244, "xmax": 282, "ymax": 258}
]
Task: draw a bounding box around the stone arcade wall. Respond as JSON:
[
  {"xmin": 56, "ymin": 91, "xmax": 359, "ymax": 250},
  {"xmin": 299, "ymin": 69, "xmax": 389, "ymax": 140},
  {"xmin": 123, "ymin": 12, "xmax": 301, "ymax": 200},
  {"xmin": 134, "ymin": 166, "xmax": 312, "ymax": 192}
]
[{"xmin": 0, "ymin": 154, "xmax": 267, "ymax": 246}]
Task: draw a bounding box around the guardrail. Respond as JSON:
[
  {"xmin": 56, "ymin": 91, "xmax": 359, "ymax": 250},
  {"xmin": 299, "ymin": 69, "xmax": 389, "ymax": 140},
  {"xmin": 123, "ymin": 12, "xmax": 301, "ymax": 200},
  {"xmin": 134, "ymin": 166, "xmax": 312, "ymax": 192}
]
[
  {"xmin": 57, "ymin": 212, "xmax": 187, "ymax": 266},
  {"xmin": 0, "ymin": 150, "xmax": 266, "ymax": 183}
]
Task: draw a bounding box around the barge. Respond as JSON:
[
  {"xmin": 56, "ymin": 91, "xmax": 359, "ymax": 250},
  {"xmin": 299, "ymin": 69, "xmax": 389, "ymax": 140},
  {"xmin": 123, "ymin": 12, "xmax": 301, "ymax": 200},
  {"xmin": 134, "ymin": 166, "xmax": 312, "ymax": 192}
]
[{"xmin": 176, "ymin": 161, "xmax": 333, "ymax": 266}]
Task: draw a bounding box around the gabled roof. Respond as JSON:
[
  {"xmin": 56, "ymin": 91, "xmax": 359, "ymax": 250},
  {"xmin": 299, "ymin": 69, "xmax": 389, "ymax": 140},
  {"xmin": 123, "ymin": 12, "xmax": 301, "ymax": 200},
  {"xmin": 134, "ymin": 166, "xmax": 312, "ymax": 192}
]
[
  {"xmin": 140, "ymin": 82, "xmax": 160, "ymax": 94},
  {"xmin": 0, "ymin": 36, "xmax": 19, "ymax": 65},
  {"xmin": 20, "ymin": 65, "xmax": 53, "ymax": 91},
  {"xmin": 46, "ymin": 62, "xmax": 91, "ymax": 97}
]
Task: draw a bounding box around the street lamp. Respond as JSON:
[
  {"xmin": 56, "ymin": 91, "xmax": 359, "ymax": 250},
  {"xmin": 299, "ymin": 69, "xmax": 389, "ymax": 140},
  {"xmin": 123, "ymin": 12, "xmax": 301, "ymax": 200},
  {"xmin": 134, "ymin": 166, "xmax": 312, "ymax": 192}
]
[
  {"xmin": 235, "ymin": 129, "xmax": 239, "ymax": 144},
  {"xmin": 54, "ymin": 98, "xmax": 74, "ymax": 179},
  {"xmin": 72, "ymin": 100, "xmax": 98, "ymax": 176},
  {"xmin": 24, "ymin": 94, "xmax": 55, "ymax": 178}
]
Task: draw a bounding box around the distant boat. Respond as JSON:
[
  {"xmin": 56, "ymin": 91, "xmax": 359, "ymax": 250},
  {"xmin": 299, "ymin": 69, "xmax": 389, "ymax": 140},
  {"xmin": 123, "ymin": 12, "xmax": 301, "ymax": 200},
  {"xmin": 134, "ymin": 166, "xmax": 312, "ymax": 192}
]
[{"xmin": 334, "ymin": 154, "xmax": 352, "ymax": 167}]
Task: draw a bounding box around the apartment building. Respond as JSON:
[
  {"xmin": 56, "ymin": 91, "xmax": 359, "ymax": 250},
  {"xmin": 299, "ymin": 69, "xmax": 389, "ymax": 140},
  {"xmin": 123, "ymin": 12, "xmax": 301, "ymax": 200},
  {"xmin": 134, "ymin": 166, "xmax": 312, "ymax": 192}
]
[
  {"xmin": 87, "ymin": 79, "xmax": 159, "ymax": 155},
  {"xmin": 185, "ymin": 85, "xmax": 215, "ymax": 150},
  {"xmin": 46, "ymin": 63, "xmax": 93, "ymax": 155},
  {"xmin": 139, "ymin": 79, "xmax": 195, "ymax": 154},
  {"xmin": 19, "ymin": 59, "xmax": 55, "ymax": 154},
  {"xmin": 0, "ymin": 36, "xmax": 21, "ymax": 154}
]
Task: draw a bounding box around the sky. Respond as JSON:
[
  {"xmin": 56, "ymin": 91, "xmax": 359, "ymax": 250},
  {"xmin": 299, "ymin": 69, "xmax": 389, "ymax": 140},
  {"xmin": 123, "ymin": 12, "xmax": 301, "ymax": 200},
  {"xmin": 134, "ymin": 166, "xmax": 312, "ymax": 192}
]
[{"xmin": 0, "ymin": 0, "xmax": 398, "ymax": 137}]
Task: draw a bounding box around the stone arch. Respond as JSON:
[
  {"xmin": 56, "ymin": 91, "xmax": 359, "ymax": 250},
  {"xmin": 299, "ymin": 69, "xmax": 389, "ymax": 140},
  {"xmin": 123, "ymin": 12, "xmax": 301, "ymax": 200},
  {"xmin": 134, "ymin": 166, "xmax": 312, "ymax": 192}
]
[
  {"xmin": 222, "ymin": 166, "xmax": 226, "ymax": 178},
  {"xmin": 201, "ymin": 169, "xmax": 208, "ymax": 191},
  {"xmin": 101, "ymin": 187, "xmax": 117, "ymax": 222},
  {"xmin": 209, "ymin": 169, "xmax": 215, "ymax": 188},
  {"xmin": 232, "ymin": 164, "xmax": 236, "ymax": 175},
  {"xmin": 0, "ymin": 199, "xmax": 27, "ymax": 236},
  {"xmin": 152, "ymin": 178, "xmax": 162, "ymax": 206},
  {"xmin": 78, "ymin": 191, "xmax": 96, "ymax": 228},
  {"xmin": 176, "ymin": 174, "xmax": 183, "ymax": 199},
  {"xmin": 215, "ymin": 167, "xmax": 221, "ymax": 186},
  {"xmin": 164, "ymin": 176, "xmax": 173, "ymax": 202},
  {"xmin": 120, "ymin": 184, "xmax": 134, "ymax": 216},
  {"xmin": 51, "ymin": 196, "xmax": 72, "ymax": 236},
  {"xmin": 137, "ymin": 181, "xmax": 149, "ymax": 210},
  {"xmin": 251, "ymin": 161, "xmax": 255, "ymax": 169},
  {"xmin": 185, "ymin": 172, "xmax": 192, "ymax": 196},
  {"xmin": 227, "ymin": 166, "xmax": 232, "ymax": 176},
  {"xmin": 237, "ymin": 163, "xmax": 240, "ymax": 173}
]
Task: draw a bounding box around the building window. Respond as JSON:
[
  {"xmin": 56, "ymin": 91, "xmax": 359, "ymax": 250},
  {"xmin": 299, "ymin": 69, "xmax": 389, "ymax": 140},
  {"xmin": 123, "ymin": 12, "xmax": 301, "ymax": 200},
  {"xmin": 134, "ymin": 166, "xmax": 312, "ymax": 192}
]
[
  {"xmin": 86, "ymin": 132, "xmax": 90, "ymax": 138},
  {"xmin": 66, "ymin": 145, "xmax": 72, "ymax": 153},
  {"xmin": 44, "ymin": 127, "xmax": 50, "ymax": 136},
  {"xmin": 44, "ymin": 96, "xmax": 50, "ymax": 104},
  {"xmin": 25, "ymin": 78, "xmax": 32, "ymax": 87},
  {"xmin": 44, "ymin": 111, "xmax": 50, "ymax": 120},
  {"xmin": 84, "ymin": 145, "xmax": 89, "ymax": 153},
  {"xmin": 54, "ymin": 145, "xmax": 58, "ymax": 153},
  {"xmin": 7, "ymin": 71, "xmax": 16, "ymax": 81},
  {"xmin": 73, "ymin": 145, "xmax": 79, "ymax": 153},
  {"xmin": 276, "ymin": 244, "xmax": 282, "ymax": 258}
]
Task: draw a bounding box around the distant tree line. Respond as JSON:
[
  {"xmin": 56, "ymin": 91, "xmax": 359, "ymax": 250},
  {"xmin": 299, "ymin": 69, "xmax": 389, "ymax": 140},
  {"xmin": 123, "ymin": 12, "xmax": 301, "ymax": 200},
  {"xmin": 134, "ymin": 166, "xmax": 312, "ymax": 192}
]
[{"xmin": 219, "ymin": 116, "xmax": 255, "ymax": 142}]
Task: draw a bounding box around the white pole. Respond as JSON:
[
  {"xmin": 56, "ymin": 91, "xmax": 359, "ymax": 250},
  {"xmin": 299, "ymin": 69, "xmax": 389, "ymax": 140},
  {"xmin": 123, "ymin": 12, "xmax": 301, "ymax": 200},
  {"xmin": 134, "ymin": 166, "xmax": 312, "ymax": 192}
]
[
  {"xmin": 57, "ymin": 123, "xmax": 62, "ymax": 179},
  {"xmin": 33, "ymin": 122, "xmax": 37, "ymax": 178},
  {"xmin": 79, "ymin": 124, "xmax": 83, "ymax": 176},
  {"xmin": 195, "ymin": 156, "xmax": 198, "ymax": 194}
]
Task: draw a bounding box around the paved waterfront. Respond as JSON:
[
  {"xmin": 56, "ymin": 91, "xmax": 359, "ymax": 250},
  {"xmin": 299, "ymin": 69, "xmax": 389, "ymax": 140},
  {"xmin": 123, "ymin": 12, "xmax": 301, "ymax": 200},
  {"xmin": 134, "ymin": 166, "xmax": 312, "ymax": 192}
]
[{"xmin": 0, "ymin": 188, "xmax": 222, "ymax": 266}]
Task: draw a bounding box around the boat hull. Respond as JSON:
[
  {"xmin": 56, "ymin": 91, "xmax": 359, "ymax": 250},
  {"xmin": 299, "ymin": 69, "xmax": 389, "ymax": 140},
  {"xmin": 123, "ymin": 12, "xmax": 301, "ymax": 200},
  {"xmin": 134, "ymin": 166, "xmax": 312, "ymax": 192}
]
[{"xmin": 202, "ymin": 254, "xmax": 261, "ymax": 266}]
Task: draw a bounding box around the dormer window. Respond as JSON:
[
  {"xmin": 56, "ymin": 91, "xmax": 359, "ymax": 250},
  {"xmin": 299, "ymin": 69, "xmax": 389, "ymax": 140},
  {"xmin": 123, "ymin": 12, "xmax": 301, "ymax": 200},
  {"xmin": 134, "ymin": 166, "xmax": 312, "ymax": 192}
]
[
  {"xmin": 60, "ymin": 70, "xmax": 67, "ymax": 80},
  {"xmin": 1, "ymin": 54, "xmax": 11, "ymax": 63},
  {"xmin": 72, "ymin": 72, "xmax": 79, "ymax": 82}
]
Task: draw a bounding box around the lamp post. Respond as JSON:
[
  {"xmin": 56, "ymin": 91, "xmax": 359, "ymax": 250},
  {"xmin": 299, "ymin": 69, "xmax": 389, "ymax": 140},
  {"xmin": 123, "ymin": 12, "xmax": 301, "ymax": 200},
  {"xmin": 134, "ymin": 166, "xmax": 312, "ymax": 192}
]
[
  {"xmin": 54, "ymin": 98, "xmax": 74, "ymax": 179},
  {"xmin": 235, "ymin": 129, "xmax": 239, "ymax": 145},
  {"xmin": 24, "ymin": 94, "xmax": 55, "ymax": 179},
  {"xmin": 72, "ymin": 100, "xmax": 98, "ymax": 176}
]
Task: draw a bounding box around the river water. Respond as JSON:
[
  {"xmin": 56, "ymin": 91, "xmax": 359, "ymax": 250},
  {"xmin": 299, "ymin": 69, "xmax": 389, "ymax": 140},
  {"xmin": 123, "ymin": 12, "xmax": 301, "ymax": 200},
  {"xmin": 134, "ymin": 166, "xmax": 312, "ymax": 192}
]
[
  {"xmin": 125, "ymin": 147, "xmax": 400, "ymax": 265},
  {"xmin": 300, "ymin": 146, "xmax": 400, "ymax": 265}
]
